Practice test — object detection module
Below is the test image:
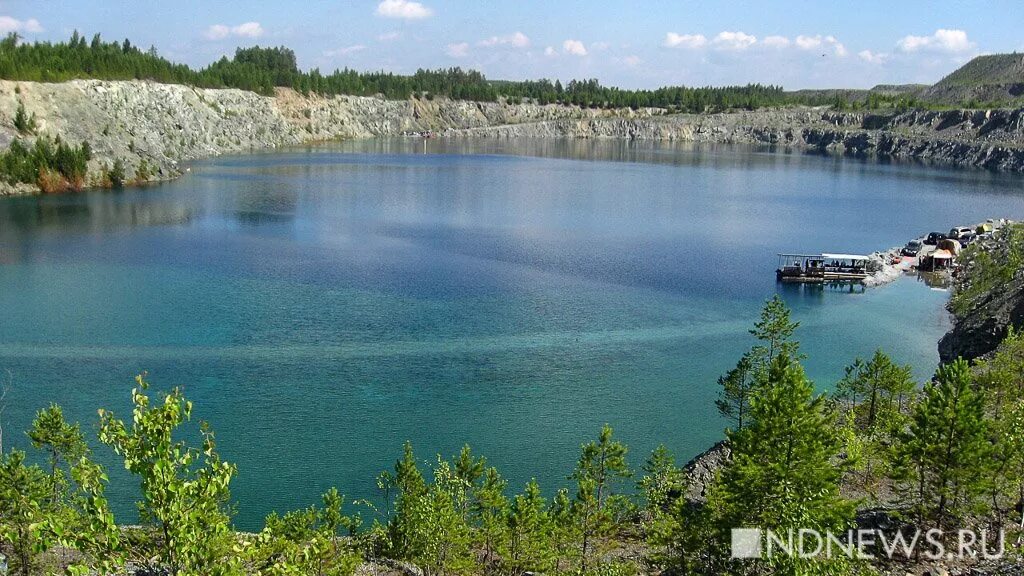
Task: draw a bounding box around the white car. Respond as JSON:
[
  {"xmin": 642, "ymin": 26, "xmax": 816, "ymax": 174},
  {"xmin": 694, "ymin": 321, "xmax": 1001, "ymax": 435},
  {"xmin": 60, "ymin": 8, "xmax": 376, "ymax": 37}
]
[{"xmin": 948, "ymin": 226, "xmax": 974, "ymax": 239}]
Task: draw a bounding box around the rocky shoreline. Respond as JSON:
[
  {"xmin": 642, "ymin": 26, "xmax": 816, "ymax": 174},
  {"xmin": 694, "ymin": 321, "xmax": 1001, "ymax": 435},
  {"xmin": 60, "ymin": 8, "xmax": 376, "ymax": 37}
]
[{"xmin": 3, "ymin": 80, "xmax": 1024, "ymax": 195}]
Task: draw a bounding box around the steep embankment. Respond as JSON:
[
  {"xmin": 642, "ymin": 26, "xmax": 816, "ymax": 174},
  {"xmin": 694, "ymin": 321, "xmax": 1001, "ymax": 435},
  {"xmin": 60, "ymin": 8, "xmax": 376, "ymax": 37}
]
[
  {"xmin": 939, "ymin": 224, "xmax": 1024, "ymax": 363},
  {"xmin": 0, "ymin": 79, "xmax": 649, "ymax": 194},
  {"xmin": 447, "ymin": 107, "xmax": 1024, "ymax": 171},
  {"xmin": 4, "ymin": 79, "xmax": 1024, "ymax": 196}
]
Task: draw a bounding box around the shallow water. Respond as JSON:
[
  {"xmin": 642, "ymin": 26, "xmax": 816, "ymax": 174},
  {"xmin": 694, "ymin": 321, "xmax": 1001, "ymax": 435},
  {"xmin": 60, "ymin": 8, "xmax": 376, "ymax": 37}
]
[{"xmin": 0, "ymin": 139, "xmax": 1021, "ymax": 528}]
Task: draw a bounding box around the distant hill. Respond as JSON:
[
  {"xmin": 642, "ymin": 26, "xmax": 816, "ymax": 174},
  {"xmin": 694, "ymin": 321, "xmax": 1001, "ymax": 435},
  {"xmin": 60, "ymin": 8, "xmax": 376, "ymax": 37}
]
[{"xmin": 923, "ymin": 53, "xmax": 1024, "ymax": 104}]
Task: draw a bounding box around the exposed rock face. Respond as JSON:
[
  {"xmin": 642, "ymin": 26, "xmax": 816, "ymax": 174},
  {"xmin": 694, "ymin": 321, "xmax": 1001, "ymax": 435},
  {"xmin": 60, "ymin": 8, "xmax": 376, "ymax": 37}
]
[
  {"xmin": 939, "ymin": 224, "xmax": 1024, "ymax": 363},
  {"xmin": 681, "ymin": 440, "xmax": 731, "ymax": 504},
  {"xmin": 3, "ymin": 78, "xmax": 1024, "ymax": 196},
  {"xmin": 0, "ymin": 79, "xmax": 640, "ymax": 195},
  {"xmin": 446, "ymin": 108, "xmax": 1024, "ymax": 171}
]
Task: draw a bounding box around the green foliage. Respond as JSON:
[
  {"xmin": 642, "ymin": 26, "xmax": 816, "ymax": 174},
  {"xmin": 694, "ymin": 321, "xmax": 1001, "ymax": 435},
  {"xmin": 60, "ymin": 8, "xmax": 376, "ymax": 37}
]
[
  {"xmin": 890, "ymin": 359, "xmax": 991, "ymax": 531},
  {"xmin": 0, "ymin": 449, "xmax": 51, "ymax": 576},
  {"xmin": 385, "ymin": 443, "xmax": 475, "ymax": 576},
  {"xmin": 636, "ymin": 444, "xmax": 683, "ymax": 523},
  {"xmin": 570, "ymin": 424, "xmax": 631, "ymax": 572},
  {"xmin": 974, "ymin": 327, "xmax": 1024, "ymax": 531},
  {"xmin": 715, "ymin": 352, "xmax": 755, "ymax": 431},
  {"xmin": 107, "ymin": 158, "xmax": 126, "ymax": 188},
  {"xmin": 505, "ymin": 479, "xmax": 553, "ymax": 575},
  {"xmin": 28, "ymin": 404, "xmax": 87, "ymax": 505},
  {"xmin": 0, "ymin": 31, "xmax": 850, "ymax": 111},
  {"xmin": 13, "ymin": 100, "xmax": 35, "ymax": 135},
  {"xmin": 715, "ymin": 295, "xmax": 802, "ymax": 432},
  {"xmin": 951, "ymin": 224, "xmax": 1024, "ymax": 316},
  {"xmin": 246, "ymin": 488, "xmax": 361, "ymax": 576},
  {"xmin": 0, "ymin": 136, "xmax": 92, "ymax": 191},
  {"xmin": 98, "ymin": 374, "xmax": 240, "ymax": 576},
  {"xmin": 712, "ymin": 352, "xmax": 856, "ymax": 575},
  {"xmin": 750, "ymin": 294, "xmax": 800, "ymax": 365},
  {"xmin": 835, "ymin": 349, "xmax": 916, "ymax": 434}
]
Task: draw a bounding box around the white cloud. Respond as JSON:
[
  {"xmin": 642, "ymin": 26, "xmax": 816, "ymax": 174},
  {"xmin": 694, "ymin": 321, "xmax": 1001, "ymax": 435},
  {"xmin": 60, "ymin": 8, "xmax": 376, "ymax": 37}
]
[
  {"xmin": 762, "ymin": 35, "xmax": 790, "ymax": 48},
  {"xmin": 712, "ymin": 31, "xmax": 756, "ymax": 51},
  {"xmin": 478, "ymin": 31, "xmax": 530, "ymax": 48},
  {"xmin": 663, "ymin": 32, "xmax": 706, "ymax": 49},
  {"xmin": 445, "ymin": 42, "xmax": 469, "ymax": 58},
  {"xmin": 325, "ymin": 44, "xmax": 366, "ymax": 57},
  {"xmin": 0, "ymin": 16, "xmax": 43, "ymax": 34},
  {"xmin": 590, "ymin": 41, "xmax": 610, "ymax": 51},
  {"xmin": 858, "ymin": 50, "xmax": 888, "ymax": 64},
  {"xmin": 897, "ymin": 29, "xmax": 974, "ymax": 53},
  {"xmin": 543, "ymin": 46, "xmax": 557, "ymax": 57},
  {"xmin": 794, "ymin": 34, "xmax": 846, "ymax": 56},
  {"xmin": 204, "ymin": 22, "xmax": 264, "ymax": 40},
  {"xmin": 376, "ymin": 0, "xmax": 432, "ymax": 20},
  {"xmin": 562, "ymin": 39, "xmax": 588, "ymax": 56},
  {"xmin": 377, "ymin": 31, "xmax": 401, "ymax": 42}
]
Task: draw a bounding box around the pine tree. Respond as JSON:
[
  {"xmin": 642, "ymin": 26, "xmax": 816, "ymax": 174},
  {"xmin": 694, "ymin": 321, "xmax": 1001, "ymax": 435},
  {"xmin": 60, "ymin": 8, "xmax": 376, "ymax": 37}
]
[
  {"xmin": 712, "ymin": 352, "xmax": 855, "ymax": 575},
  {"xmin": 835, "ymin": 349, "xmax": 915, "ymax": 433},
  {"xmin": 506, "ymin": 479, "xmax": 553, "ymax": 574},
  {"xmin": 569, "ymin": 424, "xmax": 631, "ymax": 571},
  {"xmin": 28, "ymin": 404, "xmax": 87, "ymax": 506},
  {"xmin": 715, "ymin": 353, "xmax": 755, "ymax": 431},
  {"xmin": 750, "ymin": 294, "xmax": 800, "ymax": 366},
  {"xmin": 891, "ymin": 359, "xmax": 991, "ymax": 531}
]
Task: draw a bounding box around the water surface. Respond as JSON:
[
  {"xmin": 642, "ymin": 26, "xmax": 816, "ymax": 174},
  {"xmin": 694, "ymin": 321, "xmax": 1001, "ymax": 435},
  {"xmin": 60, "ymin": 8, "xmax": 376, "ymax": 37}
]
[{"xmin": 1, "ymin": 139, "xmax": 1021, "ymax": 528}]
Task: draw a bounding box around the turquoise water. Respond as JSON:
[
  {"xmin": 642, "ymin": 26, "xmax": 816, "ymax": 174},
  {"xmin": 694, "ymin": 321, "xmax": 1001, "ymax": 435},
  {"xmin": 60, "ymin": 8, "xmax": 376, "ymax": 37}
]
[{"xmin": 1, "ymin": 138, "xmax": 1021, "ymax": 529}]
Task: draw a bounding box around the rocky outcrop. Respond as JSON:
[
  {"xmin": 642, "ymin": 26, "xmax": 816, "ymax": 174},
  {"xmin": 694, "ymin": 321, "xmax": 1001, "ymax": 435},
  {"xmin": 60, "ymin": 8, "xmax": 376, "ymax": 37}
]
[
  {"xmin": 680, "ymin": 440, "xmax": 731, "ymax": 504},
  {"xmin": 3, "ymin": 78, "xmax": 1024, "ymax": 196},
  {"xmin": 0, "ymin": 79, "xmax": 650, "ymax": 195},
  {"xmin": 444, "ymin": 107, "xmax": 1024, "ymax": 171},
  {"xmin": 939, "ymin": 224, "xmax": 1024, "ymax": 363}
]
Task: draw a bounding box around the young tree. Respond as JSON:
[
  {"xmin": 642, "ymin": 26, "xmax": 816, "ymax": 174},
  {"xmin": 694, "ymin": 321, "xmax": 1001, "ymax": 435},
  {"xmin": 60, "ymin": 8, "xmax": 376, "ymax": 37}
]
[
  {"xmin": 636, "ymin": 444, "xmax": 682, "ymax": 523},
  {"xmin": 472, "ymin": 467, "xmax": 508, "ymax": 569},
  {"xmin": 505, "ymin": 479, "xmax": 552, "ymax": 575},
  {"xmin": 0, "ymin": 450, "xmax": 51, "ymax": 576},
  {"xmin": 569, "ymin": 424, "xmax": 631, "ymax": 572},
  {"xmin": 28, "ymin": 404, "xmax": 87, "ymax": 506},
  {"xmin": 749, "ymin": 294, "xmax": 800, "ymax": 366},
  {"xmin": 98, "ymin": 374, "xmax": 240, "ymax": 576},
  {"xmin": 247, "ymin": 488, "xmax": 361, "ymax": 576},
  {"xmin": 891, "ymin": 359, "xmax": 991, "ymax": 531},
  {"xmin": 547, "ymin": 488, "xmax": 576, "ymax": 574},
  {"xmin": 715, "ymin": 296, "xmax": 801, "ymax": 433},
  {"xmin": 712, "ymin": 352, "xmax": 855, "ymax": 575},
  {"xmin": 715, "ymin": 353, "xmax": 755, "ymax": 431},
  {"xmin": 835, "ymin": 349, "xmax": 915, "ymax": 433},
  {"xmin": 386, "ymin": 445, "xmax": 474, "ymax": 576}
]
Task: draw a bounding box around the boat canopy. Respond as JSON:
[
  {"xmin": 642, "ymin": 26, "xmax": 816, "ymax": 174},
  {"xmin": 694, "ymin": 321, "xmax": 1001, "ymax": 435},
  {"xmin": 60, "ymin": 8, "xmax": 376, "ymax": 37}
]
[{"xmin": 821, "ymin": 253, "xmax": 870, "ymax": 261}]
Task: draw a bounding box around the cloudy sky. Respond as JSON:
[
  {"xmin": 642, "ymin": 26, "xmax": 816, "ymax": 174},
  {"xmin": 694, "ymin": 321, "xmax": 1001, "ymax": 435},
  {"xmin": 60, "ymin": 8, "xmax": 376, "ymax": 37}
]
[{"xmin": 2, "ymin": 0, "xmax": 1022, "ymax": 89}]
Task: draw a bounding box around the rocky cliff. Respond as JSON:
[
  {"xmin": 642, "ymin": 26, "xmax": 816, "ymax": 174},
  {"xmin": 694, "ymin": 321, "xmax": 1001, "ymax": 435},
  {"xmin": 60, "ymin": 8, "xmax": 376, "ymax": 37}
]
[
  {"xmin": 3, "ymin": 79, "xmax": 1024, "ymax": 195},
  {"xmin": 939, "ymin": 224, "xmax": 1024, "ymax": 363},
  {"xmin": 0, "ymin": 79, "xmax": 649, "ymax": 194},
  {"xmin": 446, "ymin": 108, "xmax": 1024, "ymax": 171}
]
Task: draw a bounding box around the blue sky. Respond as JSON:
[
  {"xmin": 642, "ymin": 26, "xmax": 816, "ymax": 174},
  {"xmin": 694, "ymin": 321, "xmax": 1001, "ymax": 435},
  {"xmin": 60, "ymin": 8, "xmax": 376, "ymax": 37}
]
[{"xmin": 2, "ymin": 0, "xmax": 1022, "ymax": 89}]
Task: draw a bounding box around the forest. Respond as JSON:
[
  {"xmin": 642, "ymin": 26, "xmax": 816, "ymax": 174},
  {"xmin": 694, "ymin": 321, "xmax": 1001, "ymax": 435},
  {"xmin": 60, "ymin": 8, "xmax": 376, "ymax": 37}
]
[
  {"xmin": 0, "ymin": 32, "xmax": 842, "ymax": 112},
  {"xmin": 2, "ymin": 285, "xmax": 1023, "ymax": 575}
]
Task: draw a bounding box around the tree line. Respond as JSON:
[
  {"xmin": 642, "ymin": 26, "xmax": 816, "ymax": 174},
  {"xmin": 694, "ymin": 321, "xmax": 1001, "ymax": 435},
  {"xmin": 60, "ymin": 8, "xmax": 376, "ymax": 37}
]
[
  {"xmin": 0, "ymin": 32, "xmax": 844, "ymax": 112},
  {"xmin": 2, "ymin": 293, "xmax": 1024, "ymax": 575}
]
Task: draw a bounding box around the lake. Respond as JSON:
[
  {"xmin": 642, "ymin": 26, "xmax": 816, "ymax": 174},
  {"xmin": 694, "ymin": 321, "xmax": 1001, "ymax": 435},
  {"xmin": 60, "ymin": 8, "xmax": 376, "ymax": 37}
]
[{"xmin": 1, "ymin": 138, "xmax": 1022, "ymax": 529}]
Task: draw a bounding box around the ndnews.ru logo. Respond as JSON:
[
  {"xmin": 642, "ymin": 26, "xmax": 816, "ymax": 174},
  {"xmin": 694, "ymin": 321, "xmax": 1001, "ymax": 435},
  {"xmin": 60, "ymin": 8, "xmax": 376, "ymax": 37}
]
[{"xmin": 730, "ymin": 528, "xmax": 1005, "ymax": 561}]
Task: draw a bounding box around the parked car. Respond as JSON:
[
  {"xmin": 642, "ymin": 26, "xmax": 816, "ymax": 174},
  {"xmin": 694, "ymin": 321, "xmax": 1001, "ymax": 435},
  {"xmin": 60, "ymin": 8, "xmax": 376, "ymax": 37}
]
[
  {"xmin": 902, "ymin": 240, "xmax": 923, "ymax": 256},
  {"xmin": 924, "ymin": 232, "xmax": 947, "ymax": 245},
  {"xmin": 949, "ymin": 226, "xmax": 974, "ymax": 239},
  {"xmin": 958, "ymin": 232, "xmax": 977, "ymax": 246}
]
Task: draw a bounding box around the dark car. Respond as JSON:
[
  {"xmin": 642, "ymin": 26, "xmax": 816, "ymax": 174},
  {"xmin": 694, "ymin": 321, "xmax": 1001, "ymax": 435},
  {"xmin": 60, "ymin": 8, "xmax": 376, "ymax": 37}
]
[
  {"xmin": 901, "ymin": 240, "xmax": 923, "ymax": 257},
  {"xmin": 958, "ymin": 232, "xmax": 977, "ymax": 247},
  {"xmin": 924, "ymin": 232, "xmax": 946, "ymax": 245}
]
